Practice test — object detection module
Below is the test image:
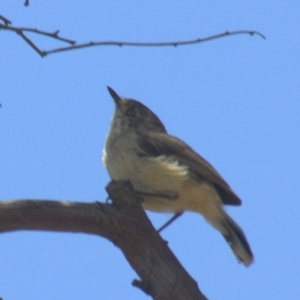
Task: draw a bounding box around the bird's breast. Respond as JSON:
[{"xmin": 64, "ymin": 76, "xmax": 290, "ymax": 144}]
[{"xmin": 105, "ymin": 137, "xmax": 188, "ymax": 191}]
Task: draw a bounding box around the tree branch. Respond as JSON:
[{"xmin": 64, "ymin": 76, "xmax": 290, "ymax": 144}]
[
  {"xmin": 0, "ymin": 15, "xmax": 12, "ymax": 26},
  {"xmin": 0, "ymin": 180, "xmax": 208, "ymax": 300},
  {"xmin": 45, "ymin": 30, "xmax": 265, "ymax": 57},
  {"xmin": 0, "ymin": 15, "xmax": 265, "ymax": 57}
]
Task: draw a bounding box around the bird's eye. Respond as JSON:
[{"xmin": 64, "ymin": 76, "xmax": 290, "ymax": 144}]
[{"xmin": 126, "ymin": 107, "xmax": 134, "ymax": 116}]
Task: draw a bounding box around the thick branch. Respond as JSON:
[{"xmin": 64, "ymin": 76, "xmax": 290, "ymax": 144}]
[{"xmin": 0, "ymin": 180, "xmax": 207, "ymax": 300}]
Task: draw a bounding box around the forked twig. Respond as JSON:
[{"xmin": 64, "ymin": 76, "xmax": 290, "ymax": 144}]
[
  {"xmin": 0, "ymin": 15, "xmax": 12, "ymax": 26},
  {"xmin": 0, "ymin": 15, "xmax": 265, "ymax": 58},
  {"xmin": 0, "ymin": 23, "xmax": 76, "ymax": 56}
]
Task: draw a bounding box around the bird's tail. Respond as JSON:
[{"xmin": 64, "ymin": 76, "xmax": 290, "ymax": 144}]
[{"xmin": 210, "ymin": 210, "xmax": 254, "ymax": 267}]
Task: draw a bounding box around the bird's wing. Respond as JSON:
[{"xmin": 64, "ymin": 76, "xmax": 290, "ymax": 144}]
[{"xmin": 137, "ymin": 131, "xmax": 242, "ymax": 206}]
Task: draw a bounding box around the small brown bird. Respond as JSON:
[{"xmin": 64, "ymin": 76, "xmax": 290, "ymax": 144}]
[{"xmin": 103, "ymin": 86, "xmax": 254, "ymax": 266}]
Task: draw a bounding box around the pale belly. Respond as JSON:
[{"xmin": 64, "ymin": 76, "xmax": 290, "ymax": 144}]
[{"xmin": 104, "ymin": 148, "xmax": 221, "ymax": 216}]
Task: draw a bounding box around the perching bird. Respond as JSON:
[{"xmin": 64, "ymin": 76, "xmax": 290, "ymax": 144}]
[{"xmin": 103, "ymin": 86, "xmax": 254, "ymax": 266}]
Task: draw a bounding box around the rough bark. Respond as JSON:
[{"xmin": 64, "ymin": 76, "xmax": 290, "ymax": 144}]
[{"xmin": 0, "ymin": 180, "xmax": 207, "ymax": 300}]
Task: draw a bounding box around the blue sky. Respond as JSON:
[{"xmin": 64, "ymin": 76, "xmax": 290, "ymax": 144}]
[{"xmin": 1, "ymin": 1, "xmax": 299, "ymax": 299}]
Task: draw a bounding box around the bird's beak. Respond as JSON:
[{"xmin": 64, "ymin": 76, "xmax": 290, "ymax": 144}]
[{"xmin": 107, "ymin": 86, "xmax": 121, "ymax": 107}]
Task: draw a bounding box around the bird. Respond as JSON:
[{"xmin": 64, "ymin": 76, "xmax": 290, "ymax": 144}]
[{"xmin": 103, "ymin": 86, "xmax": 254, "ymax": 267}]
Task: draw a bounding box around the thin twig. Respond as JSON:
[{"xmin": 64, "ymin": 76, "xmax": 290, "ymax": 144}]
[
  {"xmin": 0, "ymin": 24, "xmax": 75, "ymax": 44},
  {"xmin": 44, "ymin": 30, "xmax": 266, "ymax": 56},
  {"xmin": 16, "ymin": 29, "xmax": 45, "ymax": 56},
  {"xmin": 1, "ymin": 17, "xmax": 265, "ymax": 58},
  {"xmin": 0, "ymin": 22, "xmax": 75, "ymax": 57},
  {"xmin": 22, "ymin": 27, "xmax": 75, "ymax": 44},
  {"xmin": 0, "ymin": 15, "xmax": 12, "ymax": 26}
]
